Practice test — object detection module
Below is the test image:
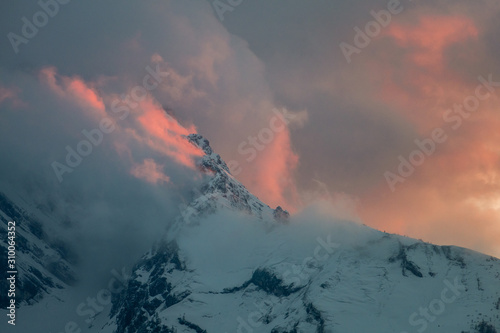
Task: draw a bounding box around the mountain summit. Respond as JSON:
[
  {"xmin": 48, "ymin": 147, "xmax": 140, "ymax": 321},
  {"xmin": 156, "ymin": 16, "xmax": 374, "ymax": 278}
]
[
  {"xmin": 1, "ymin": 133, "xmax": 498, "ymax": 333},
  {"xmin": 99, "ymin": 134, "xmax": 500, "ymax": 333},
  {"xmin": 170, "ymin": 134, "xmax": 289, "ymax": 228}
]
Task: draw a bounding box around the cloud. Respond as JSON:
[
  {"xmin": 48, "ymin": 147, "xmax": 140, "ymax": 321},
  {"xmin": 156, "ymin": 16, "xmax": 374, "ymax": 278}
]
[
  {"xmin": 40, "ymin": 66, "xmax": 106, "ymax": 115},
  {"xmin": 244, "ymin": 126, "xmax": 300, "ymax": 210},
  {"xmin": 1, "ymin": 3, "xmax": 500, "ymax": 331},
  {"xmin": 133, "ymin": 97, "xmax": 204, "ymax": 169},
  {"xmin": 384, "ymin": 14, "xmax": 478, "ymax": 69},
  {"xmin": 216, "ymin": 0, "xmax": 500, "ymax": 257},
  {"xmin": 0, "ymin": 60, "xmax": 210, "ymax": 333},
  {"xmin": 0, "ymin": 2, "xmax": 314, "ymax": 295},
  {"xmin": 131, "ymin": 158, "xmax": 171, "ymax": 184},
  {"xmin": 352, "ymin": 9, "xmax": 500, "ymax": 257},
  {"xmin": 0, "ymin": 85, "xmax": 17, "ymax": 104},
  {"xmin": 1, "ymin": 0, "xmax": 499, "ymax": 265}
]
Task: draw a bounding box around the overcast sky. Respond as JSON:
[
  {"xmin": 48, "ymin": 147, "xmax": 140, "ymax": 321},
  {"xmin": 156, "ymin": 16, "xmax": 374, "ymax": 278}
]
[{"xmin": 1, "ymin": 0, "xmax": 500, "ymax": 257}]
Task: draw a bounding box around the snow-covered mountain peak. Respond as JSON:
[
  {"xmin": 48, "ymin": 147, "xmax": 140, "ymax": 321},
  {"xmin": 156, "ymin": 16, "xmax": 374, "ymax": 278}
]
[
  {"xmin": 100, "ymin": 130, "xmax": 500, "ymax": 332},
  {"xmin": 186, "ymin": 133, "xmax": 290, "ymax": 219},
  {"xmin": 187, "ymin": 133, "xmax": 231, "ymax": 174},
  {"xmin": 170, "ymin": 134, "xmax": 289, "ymax": 234}
]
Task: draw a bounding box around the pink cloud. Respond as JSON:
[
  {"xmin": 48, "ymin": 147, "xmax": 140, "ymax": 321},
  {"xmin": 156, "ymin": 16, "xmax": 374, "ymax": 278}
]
[
  {"xmin": 385, "ymin": 15, "xmax": 478, "ymax": 69},
  {"xmin": 0, "ymin": 86, "xmax": 16, "ymax": 104},
  {"xmin": 39, "ymin": 66, "xmax": 204, "ymax": 173},
  {"xmin": 354, "ymin": 12, "xmax": 500, "ymax": 257},
  {"xmin": 131, "ymin": 158, "xmax": 171, "ymax": 184},
  {"xmin": 0, "ymin": 85, "xmax": 26, "ymax": 108},
  {"xmin": 40, "ymin": 67, "xmax": 105, "ymax": 115},
  {"xmin": 241, "ymin": 124, "xmax": 301, "ymax": 212},
  {"xmin": 135, "ymin": 98, "xmax": 204, "ymax": 169}
]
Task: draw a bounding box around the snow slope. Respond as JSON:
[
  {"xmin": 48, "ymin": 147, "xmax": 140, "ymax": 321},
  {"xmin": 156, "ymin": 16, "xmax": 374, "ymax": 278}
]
[{"xmin": 100, "ymin": 135, "xmax": 500, "ymax": 333}]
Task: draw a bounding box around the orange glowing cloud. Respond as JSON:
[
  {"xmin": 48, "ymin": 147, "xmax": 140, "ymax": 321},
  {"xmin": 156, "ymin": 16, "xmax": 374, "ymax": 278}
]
[
  {"xmin": 131, "ymin": 158, "xmax": 171, "ymax": 184},
  {"xmin": 0, "ymin": 86, "xmax": 15, "ymax": 104},
  {"xmin": 242, "ymin": 125, "xmax": 300, "ymax": 212},
  {"xmin": 39, "ymin": 66, "xmax": 204, "ymax": 175},
  {"xmin": 65, "ymin": 79, "xmax": 106, "ymax": 113},
  {"xmin": 357, "ymin": 93, "xmax": 500, "ymax": 256},
  {"xmin": 385, "ymin": 15, "xmax": 478, "ymax": 69},
  {"xmin": 0, "ymin": 85, "xmax": 25, "ymax": 108},
  {"xmin": 135, "ymin": 98, "xmax": 204, "ymax": 169},
  {"xmin": 370, "ymin": 14, "xmax": 481, "ymax": 133},
  {"xmin": 40, "ymin": 67, "xmax": 105, "ymax": 115},
  {"xmin": 354, "ymin": 12, "xmax": 500, "ymax": 257},
  {"xmin": 359, "ymin": 173, "xmax": 500, "ymax": 257}
]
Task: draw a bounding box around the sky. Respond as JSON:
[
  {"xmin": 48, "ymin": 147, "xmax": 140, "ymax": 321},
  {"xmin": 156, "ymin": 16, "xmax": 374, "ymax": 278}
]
[{"xmin": 0, "ymin": 0, "xmax": 500, "ymax": 258}]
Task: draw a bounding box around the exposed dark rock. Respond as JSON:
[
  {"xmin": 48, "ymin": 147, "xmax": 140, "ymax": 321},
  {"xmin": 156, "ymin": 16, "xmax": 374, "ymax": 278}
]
[
  {"xmin": 111, "ymin": 241, "xmax": 191, "ymax": 333},
  {"xmin": 223, "ymin": 268, "xmax": 303, "ymax": 297},
  {"xmin": 389, "ymin": 244, "xmax": 423, "ymax": 278},
  {"xmin": 274, "ymin": 206, "xmax": 290, "ymax": 223},
  {"xmin": 178, "ymin": 316, "xmax": 207, "ymax": 333},
  {"xmin": 476, "ymin": 320, "xmax": 497, "ymax": 333}
]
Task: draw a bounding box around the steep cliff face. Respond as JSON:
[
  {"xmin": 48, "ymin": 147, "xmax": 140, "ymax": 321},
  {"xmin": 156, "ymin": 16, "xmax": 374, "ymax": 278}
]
[{"xmin": 100, "ymin": 135, "xmax": 500, "ymax": 333}]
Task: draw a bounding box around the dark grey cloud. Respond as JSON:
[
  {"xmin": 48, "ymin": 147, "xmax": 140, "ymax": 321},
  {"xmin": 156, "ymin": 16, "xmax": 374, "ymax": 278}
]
[{"xmin": 1, "ymin": 0, "xmax": 499, "ymax": 291}]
